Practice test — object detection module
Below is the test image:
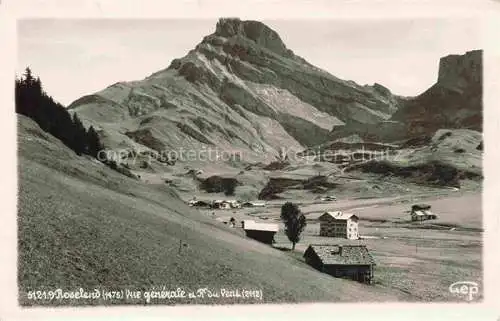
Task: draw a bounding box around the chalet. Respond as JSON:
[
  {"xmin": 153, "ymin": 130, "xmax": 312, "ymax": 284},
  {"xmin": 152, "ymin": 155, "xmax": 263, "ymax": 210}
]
[
  {"xmin": 303, "ymin": 244, "xmax": 376, "ymax": 284},
  {"xmin": 318, "ymin": 211, "xmax": 359, "ymax": 240},
  {"xmin": 242, "ymin": 220, "xmax": 279, "ymax": 245},
  {"xmin": 410, "ymin": 204, "xmax": 437, "ymax": 221}
]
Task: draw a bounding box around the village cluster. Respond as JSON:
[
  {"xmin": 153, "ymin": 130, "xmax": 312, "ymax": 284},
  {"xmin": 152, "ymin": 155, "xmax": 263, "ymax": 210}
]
[
  {"xmin": 187, "ymin": 197, "xmax": 438, "ymax": 285},
  {"xmin": 188, "ymin": 198, "xmax": 266, "ymax": 210}
]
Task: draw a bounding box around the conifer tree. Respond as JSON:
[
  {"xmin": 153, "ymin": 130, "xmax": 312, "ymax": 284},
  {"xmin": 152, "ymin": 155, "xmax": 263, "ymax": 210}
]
[
  {"xmin": 86, "ymin": 126, "xmax": 103, "ymax": 158},
  {"xmin": 72, "ymin": 113, "xmax": 87, "ymax": 155},
  {"xmin": 15, "ymin": 67, "xmax": 104, "ymax": 159}
]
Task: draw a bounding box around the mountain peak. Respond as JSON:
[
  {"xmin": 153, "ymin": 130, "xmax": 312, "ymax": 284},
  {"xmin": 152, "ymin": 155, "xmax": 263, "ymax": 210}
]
[
  {"xmin": 213, "ymin": 17, "xmax": 291, "ymax": 57},
  {"xmin": 214, "ymin": 18, "xmax": 247, "ymax": 37}
]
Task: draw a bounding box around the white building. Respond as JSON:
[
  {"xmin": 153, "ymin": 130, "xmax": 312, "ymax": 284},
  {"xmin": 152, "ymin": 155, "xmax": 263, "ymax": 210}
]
[{"xmin": 318, "ymin": 211, "xmax": 359, "ymax": 240}]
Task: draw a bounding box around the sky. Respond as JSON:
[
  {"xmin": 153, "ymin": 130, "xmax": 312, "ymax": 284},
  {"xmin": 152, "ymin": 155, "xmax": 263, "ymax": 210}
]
[{"xmin": 17, "ymin": 18, "xmax": 483, "ymax": 105}]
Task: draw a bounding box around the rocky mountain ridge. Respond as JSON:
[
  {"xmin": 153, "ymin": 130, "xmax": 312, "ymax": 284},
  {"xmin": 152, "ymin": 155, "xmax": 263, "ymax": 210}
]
[
  {"xmin": 69, "ymin": 18, "xmax": 402, "ymax": 162},
  {"xmin": 67, "ymin": 18, "xmax": 482, "ymax": 193}
]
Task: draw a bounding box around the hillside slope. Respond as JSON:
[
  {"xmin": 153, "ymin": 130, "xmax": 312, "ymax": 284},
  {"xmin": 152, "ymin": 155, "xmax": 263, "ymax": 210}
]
[
  {"xmin": 344, "ymin": 129, "xmax": 482, "ymax": 187},
  {"xmin": 18, "ymin": 114, "xmax": 406, "ymax": 305}
]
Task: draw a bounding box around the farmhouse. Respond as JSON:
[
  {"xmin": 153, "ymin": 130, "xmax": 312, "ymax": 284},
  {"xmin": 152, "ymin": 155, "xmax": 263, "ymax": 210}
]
[
  {"xmin": 242, "ymin": 220, "xmax": 279, "ymax": 245},
  {"xmin": 303, "ymin": 244, "xmax": 375, "ymax": 284},
  {"xmin": 318, "ymin": 211, "xmax": 359, "ymax": 240},
  {"xmin": 411, "ymin": 204, "xmax": 437, "ymax": 221}
]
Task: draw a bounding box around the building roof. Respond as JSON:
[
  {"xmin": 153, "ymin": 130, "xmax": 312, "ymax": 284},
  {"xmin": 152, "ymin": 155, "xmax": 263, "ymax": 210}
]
[
  {"xmin": 412, "ymin": 204, "xmax": 431, "ymax": 210},
  {"xmin": 188, "ymin": 199, "xmax": 210, "ymax": 205},
  {"xmin": 213, "ymin": 199, "xmax": 240, "ymax": 204},
  {"xmin": 412, "ymin": 210, "xmax": 432, "ymax": 216},
  {"xmin": 242, "ymin": 201, "xmax": 266, "ymax": 206},
  {"xmin": 319, "ymin": 211, "xmax": 358, "ymax": 221},
  {"xmin": 243, "ymin": 220, "xmax": 279, "ymax": 232},
  {"xmin": 305, "ymin": 244, "xmax": 376, "ymax": 266}
]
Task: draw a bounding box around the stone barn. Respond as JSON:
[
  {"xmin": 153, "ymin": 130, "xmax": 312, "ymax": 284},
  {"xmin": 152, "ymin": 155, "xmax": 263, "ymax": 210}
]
[
  {"xmin": 303, "ymin": 244, "xmax": 375, "ymax": 284},
  {"xmin": 242, "ymin": 220, "xmax": 279, "ymax": 245},
  {"xmin": 318, "ymin": 211, "xmax": 359, "ymax": 239}
]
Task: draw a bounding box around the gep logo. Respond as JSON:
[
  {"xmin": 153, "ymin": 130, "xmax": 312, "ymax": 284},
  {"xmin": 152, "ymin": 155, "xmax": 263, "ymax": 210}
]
[{"xmin": 449, "ymin": 281, "xmax": 479, "ymax": 301}]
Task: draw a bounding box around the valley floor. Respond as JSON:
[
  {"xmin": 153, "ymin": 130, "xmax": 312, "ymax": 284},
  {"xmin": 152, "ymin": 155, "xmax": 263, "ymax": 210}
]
[
  {"xmin": 201, "ymin": 192, "xmax": 483, "ymax": 302},
  {"xmin": 17, "ymin": 115, "xmax": 406, "ymax": 305},
  {"xmin": 17, "ymin": 115, "xmax": 483, "ymax": 304}
]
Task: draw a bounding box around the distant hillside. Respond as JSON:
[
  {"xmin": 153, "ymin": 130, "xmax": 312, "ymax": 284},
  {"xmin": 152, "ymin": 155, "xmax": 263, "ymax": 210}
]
[{"xmin": 344, "ymin": 129, "xmax": 482, "ymax": 187}]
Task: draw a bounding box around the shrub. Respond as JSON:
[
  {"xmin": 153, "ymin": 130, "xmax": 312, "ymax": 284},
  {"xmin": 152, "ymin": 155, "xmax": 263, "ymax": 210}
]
[{"xmin": 438, "ymin": 131, "xmax": 452, "ymax": 141}]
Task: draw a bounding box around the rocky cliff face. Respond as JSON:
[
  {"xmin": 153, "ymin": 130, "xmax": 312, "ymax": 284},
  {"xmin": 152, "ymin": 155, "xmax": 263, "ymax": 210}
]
[
  {"xmin": 437, "ymin": 50, "xmax": 482, "ymax": 92},
  {"xmin": 68, "ymin": 18, "xmax": 401, "ymax": 163},
  {"xmin": 391, "ymin": 49, "xmax": 482, "ymax": 137}
]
